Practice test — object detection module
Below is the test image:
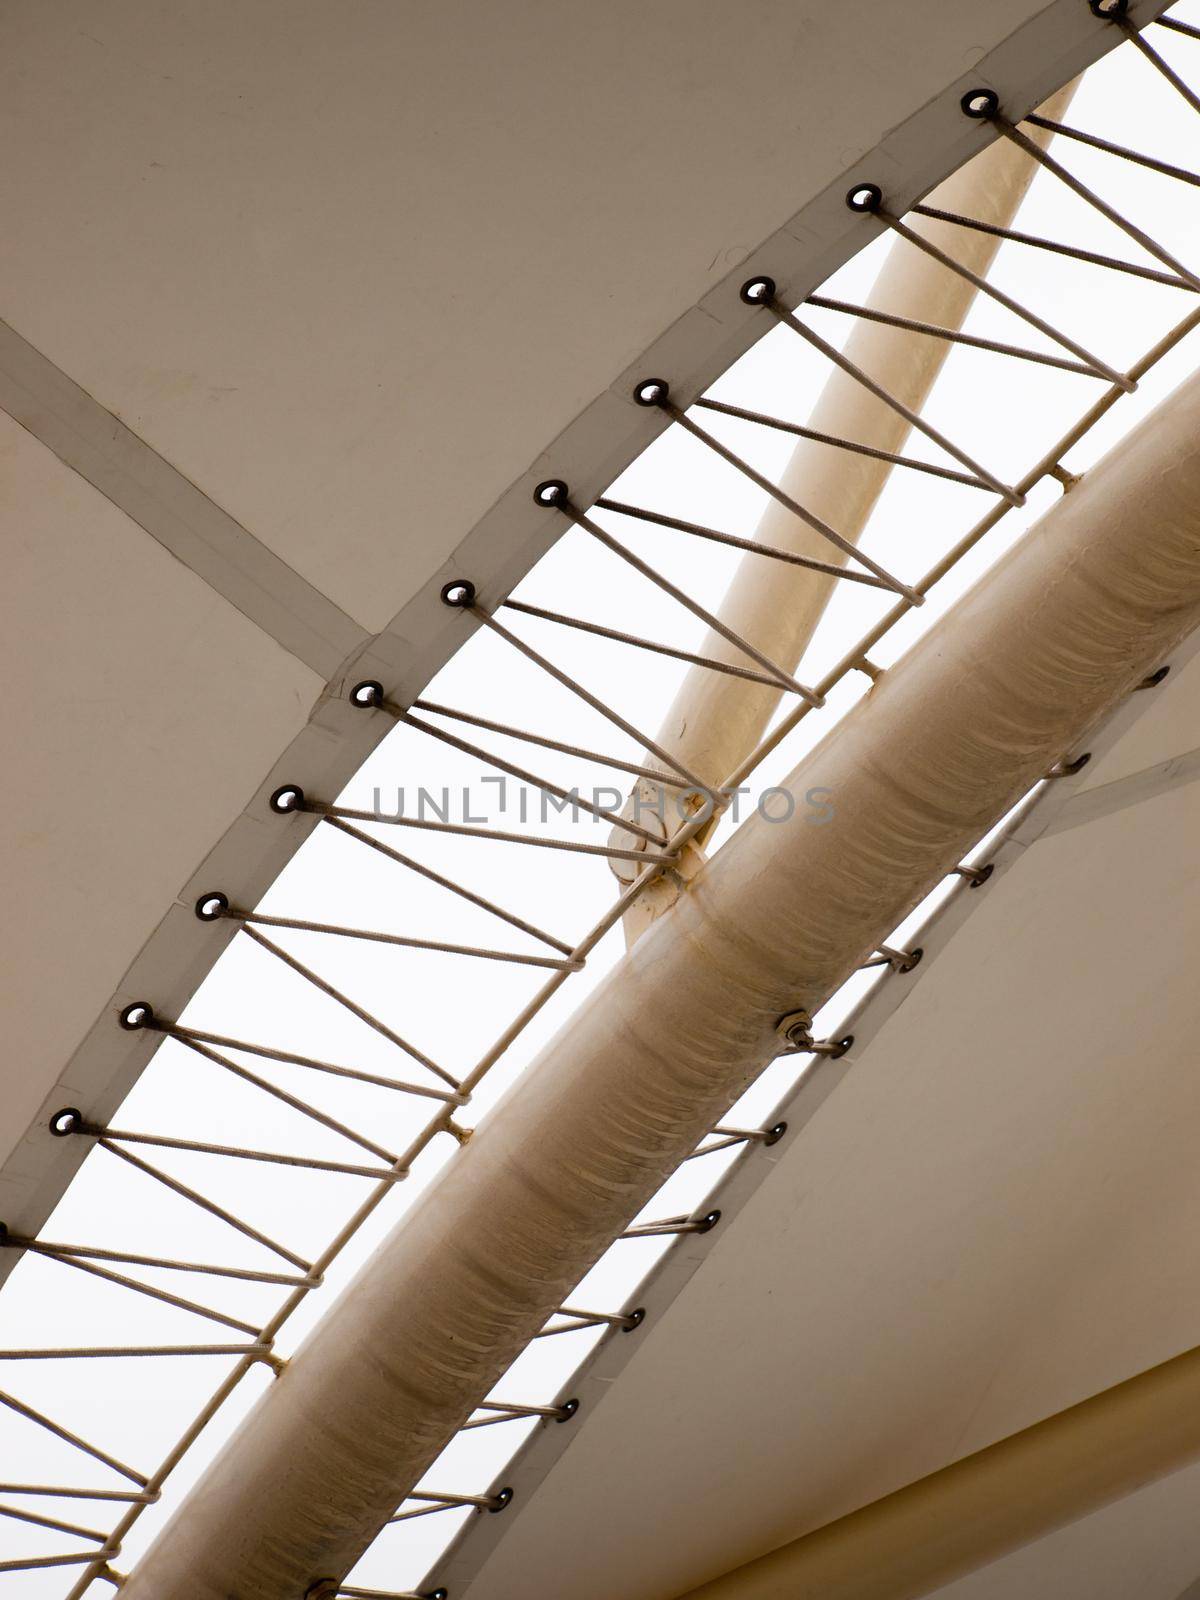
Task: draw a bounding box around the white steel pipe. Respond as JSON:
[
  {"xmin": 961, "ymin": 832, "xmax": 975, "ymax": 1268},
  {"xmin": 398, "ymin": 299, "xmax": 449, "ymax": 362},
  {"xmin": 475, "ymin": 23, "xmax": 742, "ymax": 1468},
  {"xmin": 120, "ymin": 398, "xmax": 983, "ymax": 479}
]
[
  {"xmin": 653, "ymin": 88, "xmax": 1075, "ymax": 796},
  {"xmin": 616, "ymin": 89, "xmax": 1073, "ymax": 940},
  {"xmin": 119, "ymin": 373, "xmax": 1200, "ymax": 1599},
  {"xmin": 674, "ymin": 1340, "xmax": 1200, "ymax": 1600}
]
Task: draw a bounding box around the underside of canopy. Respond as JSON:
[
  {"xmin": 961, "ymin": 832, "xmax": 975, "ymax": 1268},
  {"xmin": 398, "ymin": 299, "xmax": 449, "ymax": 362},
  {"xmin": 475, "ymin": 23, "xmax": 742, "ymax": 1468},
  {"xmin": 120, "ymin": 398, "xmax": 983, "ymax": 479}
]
[{"xmin": 3, "ymin": 4, "xmax": 1199, "ymax": 1599}]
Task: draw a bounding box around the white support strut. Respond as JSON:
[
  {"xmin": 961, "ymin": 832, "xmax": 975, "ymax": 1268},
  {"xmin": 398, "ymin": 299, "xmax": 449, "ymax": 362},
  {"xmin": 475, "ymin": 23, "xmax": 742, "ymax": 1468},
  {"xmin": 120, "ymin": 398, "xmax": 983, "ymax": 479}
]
[{"xmin": 615, "ymin": 85, "xmax": 1075, "ymax": 939}]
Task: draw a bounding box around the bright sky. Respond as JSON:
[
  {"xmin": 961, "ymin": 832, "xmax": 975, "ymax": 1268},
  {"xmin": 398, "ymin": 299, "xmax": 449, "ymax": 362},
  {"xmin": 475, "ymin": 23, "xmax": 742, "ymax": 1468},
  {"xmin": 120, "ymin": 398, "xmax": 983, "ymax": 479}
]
[{"xmin": 5, "ymin": 14, "xmax": 1200, "ymax": 1594}]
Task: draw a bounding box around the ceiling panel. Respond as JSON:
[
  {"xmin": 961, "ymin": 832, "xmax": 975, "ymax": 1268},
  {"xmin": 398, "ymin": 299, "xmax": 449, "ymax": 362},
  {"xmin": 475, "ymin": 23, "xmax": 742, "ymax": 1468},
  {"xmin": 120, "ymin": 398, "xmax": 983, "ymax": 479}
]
[
  {"xmin": 0, "ymin": 0, "xmax": 1062, "ymax": 632},
  {"xmin": 929, "ymin": 1458, "xmax": 1200, "ymax": 1600}
]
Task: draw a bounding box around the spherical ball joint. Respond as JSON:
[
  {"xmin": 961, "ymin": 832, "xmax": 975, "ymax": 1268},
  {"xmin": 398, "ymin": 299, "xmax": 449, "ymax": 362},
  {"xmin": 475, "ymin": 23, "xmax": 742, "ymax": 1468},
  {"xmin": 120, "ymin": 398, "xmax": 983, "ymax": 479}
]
[
  {"xmin": 50, "ymin": 1107, "xmax": 83, "ymax": 1138},
  {"xmin": 440, "ymin": 579, "xmax": 476, "ymax": 609},
  {"xmin": 1090, "ymin": 0, "xmax": 1128, "ymax": 17},
  {"xmin": 961, "ymin": 87, "xmax": 1000, "ymax": 120},
  {"xmin": 557, "ymin": 1397, "xmax": 581, "ymax": 1422},
  {"xmin": 489, "ymin": 1486, "xmax": 514, "ymax": 1513},
  {"xmin": 623, "ymin": 1306, "xmax": 646, "ymax": 1332},
  {"xmin": 119, "ymin": 1001, "xmax": 154, "ymax": 1031},
  {"xmin": 846, "ymin": 182, "xmax": 883, "ymax": 214},
  {"xmin": 764, "ymin": 1120, "xmax": 788, "ymax": 1147},
  {"xmin": 740, "ymin": 274, "xmax": 776, "ymax": 306}
]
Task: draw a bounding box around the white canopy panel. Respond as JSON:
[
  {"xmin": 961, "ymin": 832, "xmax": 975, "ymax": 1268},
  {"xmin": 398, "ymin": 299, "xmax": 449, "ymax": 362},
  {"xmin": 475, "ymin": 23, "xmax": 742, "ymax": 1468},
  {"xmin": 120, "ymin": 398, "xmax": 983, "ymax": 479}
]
[{"xmin": 0, "ymin": 0, "xmax": 1077, "ymax": 631}]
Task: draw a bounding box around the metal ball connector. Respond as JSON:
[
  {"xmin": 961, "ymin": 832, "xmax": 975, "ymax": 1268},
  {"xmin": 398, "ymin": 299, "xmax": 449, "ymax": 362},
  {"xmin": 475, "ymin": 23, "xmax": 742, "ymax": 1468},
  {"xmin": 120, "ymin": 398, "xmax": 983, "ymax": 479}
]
[
  {"xmin": 1090, "ymin": 0, "xmax": 1128, "ymax": 17},
  {"xmin": 961, "ymin": 87, "xmax": 1000, "ymax": 120},
  {"xmin": 533, "ymin": 478, "xmax": 569, "ymax": 508},
  {"xmin": 697, "ymin": 1209, "xmax": 721, "ymax": 1233},
  {"xmin": 779, "ymin": 1014, "xmax": 854, "ymax": 1056},
  {"xmin": 846, "ymin": 182, "xmax": 883, "ymax": 214},
  {"xmin": 776, "ymin": 1008, "xmax": 812, "ymax": 1048},
  {"xmin": 270, "ymin": 784, "xmax": 305, "ymax": 814},
  {"xmin": 194, "ymin": 891, "xmax": 229, "ymax": 922},
  {"xmin": 350, "ymin": 679, "xmax": 384, "ymax": 709},
  {"xmin": 50, "ymin": 1107, "xmax": 83, "ymax": 1138},
  {"xmin": 488, "ymin": 1486, "xmax": 514, "ymax": 1513},
  {"xmin": 1138, "ymin": 665, "xmax": 1171, "ymax": 690},
  {"xmin": 623, "ymin": 1306, "xmax": 646, "ymax": 1332},
  {"xmin": 739, "ymin": 274, "xmax": 776, "ymax": 306},
  {"xmin": 440, "ymin": 578, "xmax": 476, "ymax": 608},
  {"xmin": 119, "ymin": 1001, "xmax": 154, "ymax": 1031},
  {"xmin": 763, "ymin": 1121, "xmax": 788, "ymax": 1146},
  {"xmin": 556, "ymin": 1397, "xmax": 580, "ymax": 1422},
  {"xmin": 966, "ymin": 862, "xmax": 994, "ymax": 889},
  {"xmin": 633, "ymin": 377, "xmax": 670, "ymax": 407}
]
